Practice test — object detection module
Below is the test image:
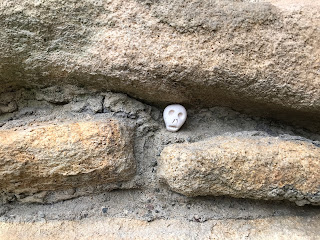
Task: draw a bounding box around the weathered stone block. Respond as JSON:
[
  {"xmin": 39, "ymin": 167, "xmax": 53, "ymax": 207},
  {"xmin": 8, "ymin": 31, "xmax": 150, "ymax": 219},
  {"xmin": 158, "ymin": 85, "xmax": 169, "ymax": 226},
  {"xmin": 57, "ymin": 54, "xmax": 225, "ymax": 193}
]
[
  {"xmin": 0, "ymin": 0, "xmax": 320, "ymax": 130},
  {"xmin": 0, "ymin": 120, "xmax": 136, "ymax": 194},
  {"xmin": 158, "ymin": 136, "xmax": 320, "ymax": 205}
]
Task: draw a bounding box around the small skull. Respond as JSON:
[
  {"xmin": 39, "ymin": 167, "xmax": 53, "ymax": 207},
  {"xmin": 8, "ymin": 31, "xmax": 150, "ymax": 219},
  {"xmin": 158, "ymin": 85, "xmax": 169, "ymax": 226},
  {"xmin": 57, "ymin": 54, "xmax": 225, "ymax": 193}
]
[{"xmin": 163, "ymin": 104, "xmax": 187, "ymax": 132}]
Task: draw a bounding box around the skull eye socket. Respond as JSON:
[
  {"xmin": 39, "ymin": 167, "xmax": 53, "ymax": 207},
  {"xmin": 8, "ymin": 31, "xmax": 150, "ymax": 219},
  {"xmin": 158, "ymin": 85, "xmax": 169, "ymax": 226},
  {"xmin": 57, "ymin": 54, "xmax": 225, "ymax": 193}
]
[
  {"xmin": 178, "ymin": 112, "xmax": 183, "ymax": 118},
  {"xmin": 169, "ymin": 110, "xmax": 175, "ymax": 116}
]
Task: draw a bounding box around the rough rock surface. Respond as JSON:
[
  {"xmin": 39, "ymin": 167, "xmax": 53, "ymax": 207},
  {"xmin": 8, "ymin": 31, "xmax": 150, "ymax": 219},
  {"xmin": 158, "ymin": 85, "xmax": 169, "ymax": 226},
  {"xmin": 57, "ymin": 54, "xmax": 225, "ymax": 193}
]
[
  {"xmin": 0, "ymin": 120, "xmax": 136, "ymax": 196},
  {"xmin": 1, "ymin": 215, "xmax": 319, "ymax": 240},
  {"xmin": 0, "ymin": 90, "xmax": 320, "ymax": 238},
  {"xmin": 0, "ymin": 0, "xmax": 320, "ymax": 130},
  {"xmin": 158, "ymin": 135, "xmax": 320, "ymax": 206}
]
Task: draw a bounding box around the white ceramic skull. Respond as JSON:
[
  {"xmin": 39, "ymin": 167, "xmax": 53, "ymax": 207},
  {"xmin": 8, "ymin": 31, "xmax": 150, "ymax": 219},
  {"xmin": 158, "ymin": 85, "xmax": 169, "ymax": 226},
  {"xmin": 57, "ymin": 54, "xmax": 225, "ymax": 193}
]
[{"xmin": 163, "ymin": 104, "xmax": 187, "ymax": 132}]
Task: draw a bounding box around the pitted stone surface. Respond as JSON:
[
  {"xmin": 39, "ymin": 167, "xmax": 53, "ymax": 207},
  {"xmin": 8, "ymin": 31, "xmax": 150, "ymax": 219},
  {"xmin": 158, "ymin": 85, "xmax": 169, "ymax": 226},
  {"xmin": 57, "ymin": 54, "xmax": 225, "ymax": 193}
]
[
  {"xmin": 0, "ymin": 120, "xmax": 136, "ymax": 194},
  {"xmin": 158, "ymin": 136, "xmax": 320, "ymax": 205},
  {"xmin": 0, "ymin": 0, "xmax": 320, "ymax": 130},
  {"xmin": 0, "ymin": 215, "xmax": 319, "ymax": 240}
]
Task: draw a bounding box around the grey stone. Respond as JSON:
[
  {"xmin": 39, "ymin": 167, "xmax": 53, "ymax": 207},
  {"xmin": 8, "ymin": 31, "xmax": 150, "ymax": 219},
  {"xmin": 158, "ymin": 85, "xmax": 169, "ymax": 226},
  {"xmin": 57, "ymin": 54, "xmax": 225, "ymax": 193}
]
[{"xmin": 0, "ymin": 0, "xmax": 319, "ymax": 130}]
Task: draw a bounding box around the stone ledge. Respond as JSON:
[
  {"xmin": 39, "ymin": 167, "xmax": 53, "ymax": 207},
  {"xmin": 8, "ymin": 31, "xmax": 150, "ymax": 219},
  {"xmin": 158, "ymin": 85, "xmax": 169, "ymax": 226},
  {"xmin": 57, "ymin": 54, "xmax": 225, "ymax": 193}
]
[
  {"xmin": 0, "ymin": 215, "xmax": 319, "ymax": 240},
  {"xmin": 0, "ymin": 120, "xmax": 136, "ymax": 196},
  {"xmin": 158, "ymin": 135, "xmax": 320, "ymax": 206}
]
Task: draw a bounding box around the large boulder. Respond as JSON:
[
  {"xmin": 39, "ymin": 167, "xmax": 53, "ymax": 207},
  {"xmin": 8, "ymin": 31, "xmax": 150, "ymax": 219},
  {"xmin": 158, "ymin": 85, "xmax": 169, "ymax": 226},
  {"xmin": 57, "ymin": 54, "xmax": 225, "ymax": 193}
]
[
  {"xmin": 158, "ymin": 135, "xmax": 320, "ymax": 206},
  {"xmin": 0, "ymin": 0, "xmax": 319, "ymax": 130},
  {"xmin": 0, "ymin": 120, "xmax": 136, "ymax": 196}
]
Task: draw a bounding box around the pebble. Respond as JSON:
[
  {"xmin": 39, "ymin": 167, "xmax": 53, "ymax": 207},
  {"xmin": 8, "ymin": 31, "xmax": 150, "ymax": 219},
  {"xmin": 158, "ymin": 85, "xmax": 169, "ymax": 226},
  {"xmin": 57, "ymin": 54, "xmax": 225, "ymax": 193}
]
[{"xmin": 101, "ymin": 207, "xmax": 108, "ymax": 214}]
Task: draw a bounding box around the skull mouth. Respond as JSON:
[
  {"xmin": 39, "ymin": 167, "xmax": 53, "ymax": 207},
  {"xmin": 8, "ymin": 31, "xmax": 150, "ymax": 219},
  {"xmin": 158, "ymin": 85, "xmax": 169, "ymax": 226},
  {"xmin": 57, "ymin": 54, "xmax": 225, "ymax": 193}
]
[{"xmin": 167, "ymin": 125, "xmax": 179, "ymax": 132}]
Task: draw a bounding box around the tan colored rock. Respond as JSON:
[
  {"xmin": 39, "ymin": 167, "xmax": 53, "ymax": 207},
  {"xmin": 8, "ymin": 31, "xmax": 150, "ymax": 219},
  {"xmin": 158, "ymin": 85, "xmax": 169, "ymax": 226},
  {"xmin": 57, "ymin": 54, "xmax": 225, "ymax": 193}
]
[
  {"xmin": 158, "ymin": 136, "xmax": 320, "ymax": 205},
  {"xmin": 0, "ymin": 0, "xmax": 320, "ymax": 130},
  {"xmin": 0, "ymin": 215, "xmax": 319, "ymax": 240},
  {"xmin": 0, "ymin": 120, "xmax": 136, "ymax": 194}
]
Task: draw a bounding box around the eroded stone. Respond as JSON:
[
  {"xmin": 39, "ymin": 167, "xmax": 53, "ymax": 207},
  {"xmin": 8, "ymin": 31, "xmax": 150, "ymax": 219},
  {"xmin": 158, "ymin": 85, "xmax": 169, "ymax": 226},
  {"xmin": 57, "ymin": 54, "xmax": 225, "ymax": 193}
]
[
  {"xmin": 158, "ymin": 135, "xmax": 320, "ymax": 205},
  {"xmin": 0, "ymin": 216, "xmax": 319, "ymax": 240},
  {"xmin": 0, "ymin": 0, "xmax": 320, "ymax": 131},
  {"xmin": 0, "ymin": 120, "xmax": 136, "ymax": 195}
]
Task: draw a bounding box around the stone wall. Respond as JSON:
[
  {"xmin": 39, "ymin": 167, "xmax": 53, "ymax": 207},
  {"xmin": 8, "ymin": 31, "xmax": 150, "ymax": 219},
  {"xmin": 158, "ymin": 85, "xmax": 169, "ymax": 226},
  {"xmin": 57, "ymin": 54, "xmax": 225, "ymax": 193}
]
[
  {"xmin": 1, "ymin": 0, "xmax": 320, "ymax": 131},
  {"xmin": 0, "ymin": 0, "xmax": 319, "ymax": 238},
  {"xmin": 0, "ymin": 88, "xmax": 319, "ymax": 238}
]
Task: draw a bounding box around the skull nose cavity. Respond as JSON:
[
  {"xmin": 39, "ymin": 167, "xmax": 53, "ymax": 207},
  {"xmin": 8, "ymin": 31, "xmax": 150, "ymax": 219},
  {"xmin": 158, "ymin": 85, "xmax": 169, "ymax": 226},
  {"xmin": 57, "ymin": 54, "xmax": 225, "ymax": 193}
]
[{"xmin": 172, "ymin": 119, "xmax": 178, "ymax": 124}]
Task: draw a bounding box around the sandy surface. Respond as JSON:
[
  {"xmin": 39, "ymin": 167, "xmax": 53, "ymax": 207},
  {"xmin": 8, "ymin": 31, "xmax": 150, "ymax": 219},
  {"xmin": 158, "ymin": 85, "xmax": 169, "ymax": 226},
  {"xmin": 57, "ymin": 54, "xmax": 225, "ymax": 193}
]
[{"xmin": 1, "ymin": 215, "xmax": 320, "ymax": 240}]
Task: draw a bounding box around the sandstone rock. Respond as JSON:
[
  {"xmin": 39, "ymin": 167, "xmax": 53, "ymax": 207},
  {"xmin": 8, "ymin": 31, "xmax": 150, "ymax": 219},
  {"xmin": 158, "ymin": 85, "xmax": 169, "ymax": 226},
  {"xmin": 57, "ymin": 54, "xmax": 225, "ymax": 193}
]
[
  {"xmin": 103, "ymin": 92, "xmax": 146, "ymax": 117},
  {"xmin": 0, "ymin": 92, "xmax": 19, "ymax": 114},
  {"xmin": 0, "ymin": 0, "xmax": 319, "ymax": 130},
  {"xmin": 0, "ymin": 216, "xmax": 319, "ymax": 240},
  {"xmin": 158, "ymin": 135, "xmax": 320, "ymax": 205},
  {"xmin": 0, "ymin": 120, "xmax": 136, "ymax": 195}
]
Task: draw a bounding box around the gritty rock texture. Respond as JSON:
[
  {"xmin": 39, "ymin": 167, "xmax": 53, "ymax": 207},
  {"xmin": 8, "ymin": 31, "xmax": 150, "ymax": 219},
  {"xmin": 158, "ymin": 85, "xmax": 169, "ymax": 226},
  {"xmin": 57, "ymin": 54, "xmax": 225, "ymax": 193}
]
[
  {"xmin": 0, "ymin": 120, "xmax": 136, "ymax": 196},
  {"xmin": 1, "ymin": 89, "xmax": 320, "ymax": 238},
  {"xmin": 0, "ymin": 0, "xmax": 320, "ymax": 130},
  {"xmin": 0, "ymin": 215, "xmax": 319, "ymax": 240},
  {"xmin": 159, "ymin": 135, "xmax": 320, "ymax": 206}
]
